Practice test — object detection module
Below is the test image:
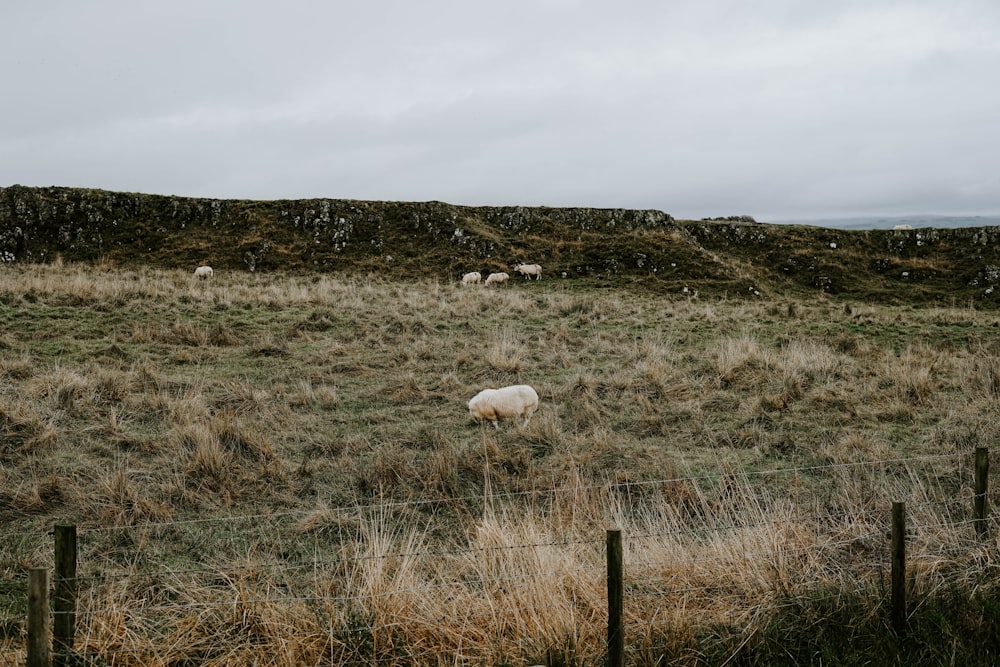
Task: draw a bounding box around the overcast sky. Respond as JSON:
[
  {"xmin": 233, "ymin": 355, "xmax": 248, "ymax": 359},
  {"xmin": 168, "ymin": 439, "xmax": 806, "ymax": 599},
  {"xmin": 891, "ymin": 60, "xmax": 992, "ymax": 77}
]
[{"xmin": 4, "ymin": 1, "xmax": 1000, "ymax": 221}]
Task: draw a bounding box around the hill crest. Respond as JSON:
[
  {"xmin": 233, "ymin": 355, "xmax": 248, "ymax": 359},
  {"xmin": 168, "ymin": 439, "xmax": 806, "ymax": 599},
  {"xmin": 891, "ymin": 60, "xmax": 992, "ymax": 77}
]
[{"xmin": 3, "ymin": 184, "xmax": 1000, "ymax": 306}]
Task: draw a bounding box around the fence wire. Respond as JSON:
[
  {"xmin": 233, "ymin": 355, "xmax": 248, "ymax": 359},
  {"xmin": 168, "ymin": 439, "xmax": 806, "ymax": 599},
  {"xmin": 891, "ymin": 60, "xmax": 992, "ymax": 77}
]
[
  {"xmin": 66, "ymin": 450, "xmax": 971, "ymax": 537},
  {"xmin": 10, "ymin": 449, "xmax": 1000, "ymax": 667}
]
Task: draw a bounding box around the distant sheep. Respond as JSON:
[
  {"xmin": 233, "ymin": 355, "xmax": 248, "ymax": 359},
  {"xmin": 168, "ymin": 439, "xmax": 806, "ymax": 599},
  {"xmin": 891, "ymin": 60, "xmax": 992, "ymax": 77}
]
[
  {"xmin": 893, "ymin": 224, "xmax": 913, "ymax": 231},
  {"xmin": 514, "ymin": 263, "xmax": 542, "ymax": 280},
  {"xmin": 468, "ymin": 385, "xmax": 539, "ymax": 429},
  {"xmin": 484, "ymin": 272, "xmax": 509, "ymax": 287},
  {"xmin": 194, "ymin": 266, "xmax": 214, "ymax": 279},
  {"xmin": 461, "ymin": 271, "xmax": 482, "ymax": 285}
]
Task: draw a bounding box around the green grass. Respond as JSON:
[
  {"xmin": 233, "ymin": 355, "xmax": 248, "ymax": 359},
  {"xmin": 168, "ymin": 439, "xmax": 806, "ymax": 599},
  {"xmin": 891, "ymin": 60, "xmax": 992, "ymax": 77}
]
[{"xmin": 2, "ymin": 263, "xmax": 1000, "ymax": 665}]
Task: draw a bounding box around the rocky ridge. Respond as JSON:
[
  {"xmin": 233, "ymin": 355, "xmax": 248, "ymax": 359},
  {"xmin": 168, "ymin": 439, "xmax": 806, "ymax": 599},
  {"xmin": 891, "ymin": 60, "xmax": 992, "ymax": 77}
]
[{"xmin": 2, "ymin": 185, "xmax": 1000, "ymax": 305}]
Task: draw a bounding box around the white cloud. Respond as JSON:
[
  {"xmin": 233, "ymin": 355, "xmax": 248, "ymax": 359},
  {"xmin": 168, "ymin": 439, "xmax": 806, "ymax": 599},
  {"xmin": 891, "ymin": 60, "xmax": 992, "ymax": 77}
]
[{"xmin": 3, "ymin": 0, "xmax": 1000, "ymax": 220}]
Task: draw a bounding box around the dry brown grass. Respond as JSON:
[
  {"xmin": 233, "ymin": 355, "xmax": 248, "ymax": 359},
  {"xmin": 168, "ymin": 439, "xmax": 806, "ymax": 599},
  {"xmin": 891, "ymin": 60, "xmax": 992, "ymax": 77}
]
[
  {"xmin": 37, "ymin": 463, "xmax": 991, "ymax": 666},
  {"xmin": 2, "ymin": 263, "xmax": 1000, "ymax": 664}
]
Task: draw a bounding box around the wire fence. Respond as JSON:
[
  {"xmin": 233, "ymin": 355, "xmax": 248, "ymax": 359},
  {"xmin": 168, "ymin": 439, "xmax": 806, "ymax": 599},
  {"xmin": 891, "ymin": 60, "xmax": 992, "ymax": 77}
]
[{"xmin": 8, "ymin": 448, "xmax": 1000, "ymax": 667}]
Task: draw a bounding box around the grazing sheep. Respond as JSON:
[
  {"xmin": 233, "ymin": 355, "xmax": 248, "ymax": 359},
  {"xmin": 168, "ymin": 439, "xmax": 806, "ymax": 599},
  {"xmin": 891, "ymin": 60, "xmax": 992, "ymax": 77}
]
[
  {"xmin": 484, "ymin": 272, "xmax": 509, "ymax": 287},
  {"xmin": 461, "ymin": 271, "xmax": 482, "ymax": 285},
  {"xmin": 194, "ymin": 265, "xmax": 214, "ymax": 279},
  {"xmin": 468, "ymin": 384, "xmax": 539, "ymax": 429},
  {"xmin": 514, "ymin": 263, "xmax": 542, "ymax": 280}
]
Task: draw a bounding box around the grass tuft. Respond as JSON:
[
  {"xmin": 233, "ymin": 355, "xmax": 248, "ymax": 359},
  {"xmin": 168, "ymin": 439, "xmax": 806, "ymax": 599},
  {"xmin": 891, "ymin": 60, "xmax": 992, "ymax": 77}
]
[{"xmin": 2, "ymin": 264, "xmax": 1000, "ymax": 664}]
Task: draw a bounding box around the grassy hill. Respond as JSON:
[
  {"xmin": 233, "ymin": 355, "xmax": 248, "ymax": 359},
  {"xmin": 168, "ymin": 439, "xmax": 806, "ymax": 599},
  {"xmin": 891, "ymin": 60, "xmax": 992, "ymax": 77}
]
[{"xmin": 4, "ymin": 185, "xmax": 1000, "ymax": 305}]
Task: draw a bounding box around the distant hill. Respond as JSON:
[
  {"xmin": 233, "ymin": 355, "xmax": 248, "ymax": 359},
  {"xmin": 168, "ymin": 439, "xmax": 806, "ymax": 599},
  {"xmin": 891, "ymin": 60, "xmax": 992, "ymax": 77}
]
[
  {"xmin": 770, "ymin": 214, "xmax": 1000, "ymax": 230},
  {"xmin": 3, "ymin": 185, "xmax": 1000, "ymax": 306}
]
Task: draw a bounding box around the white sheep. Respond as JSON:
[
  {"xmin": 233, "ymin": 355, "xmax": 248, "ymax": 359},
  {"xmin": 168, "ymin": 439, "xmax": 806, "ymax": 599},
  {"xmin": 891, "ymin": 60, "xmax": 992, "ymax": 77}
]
[
  {"xmin": 462, "ymin": 271, "xmax": 482, "ymax": 285},
  {"xmin": 514, "ymin": 263, "xmax": 542, "ymax": 280},
  {"xmin": 194, "ymin": 265, "xmax": 214, "ymax": 279},
  {"xmin": 484, "ymin": 272, "xmax": 509, "ymax": 287},
  {"xmin": 893, "ymin": 224, "xmax": 913, "ymax": 230},
  {"xmin": 467, "ymin": 384, "xmax": 539, "ymax": 429}
]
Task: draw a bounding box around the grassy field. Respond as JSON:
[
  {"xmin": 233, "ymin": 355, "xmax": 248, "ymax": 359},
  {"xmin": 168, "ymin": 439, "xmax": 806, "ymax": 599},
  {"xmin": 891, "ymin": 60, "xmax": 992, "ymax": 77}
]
[{"xmin": 2, "ymin": 262, "xmax": 1000, "ymax": 665}]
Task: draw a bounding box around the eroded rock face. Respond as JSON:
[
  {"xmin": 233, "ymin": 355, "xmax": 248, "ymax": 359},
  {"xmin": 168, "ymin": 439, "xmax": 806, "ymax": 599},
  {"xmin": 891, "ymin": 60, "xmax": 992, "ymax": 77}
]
[
  {"xmin": 2, "ymin": 185, "xmax": 1000, "ymax": 304},
  {"xmin": 0, "ymin": 185, "xmax": 679, "ymax": 272}
]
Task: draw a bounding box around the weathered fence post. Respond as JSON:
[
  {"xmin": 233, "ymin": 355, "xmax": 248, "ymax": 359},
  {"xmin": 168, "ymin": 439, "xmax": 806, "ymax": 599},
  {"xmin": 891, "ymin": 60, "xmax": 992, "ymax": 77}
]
[
  {"xmin": 53, "ymin": 525, "xmax": 77, "ymax": 667},
  {"xmin": 27, "ymin": 567, "xmax": 50, "ymax": 667},
  {"xmin": 891, "ymin": 501, "xmax": 906, "ymax": 638},
  {"xmin": 607, "ymin": 528, "xmax": 624, "ymax": 667},
  {"xmin": 974, "ymin": 447, "xmax": 990, "ymax": 539}
]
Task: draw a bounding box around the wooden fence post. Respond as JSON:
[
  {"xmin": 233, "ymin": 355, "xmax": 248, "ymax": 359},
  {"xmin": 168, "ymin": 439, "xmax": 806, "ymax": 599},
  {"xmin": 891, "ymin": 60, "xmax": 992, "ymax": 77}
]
[
  {"xmin": 27, "ymin": 567, "xmax": 50, "ymax": 667},
  {"xmin": 891, "ymin": 501, "xmax": 906, "ymax": 638},
  {"xmin": 607, "ymin": 529, "xmax": 624, "ymax": 667},
  {"xmin": 975, "ymin": 447, "xmax": 990, "ymax": 539},
  {"xmin": 53, "ymin": 525, "xmax": 77, "ymax": 667}
]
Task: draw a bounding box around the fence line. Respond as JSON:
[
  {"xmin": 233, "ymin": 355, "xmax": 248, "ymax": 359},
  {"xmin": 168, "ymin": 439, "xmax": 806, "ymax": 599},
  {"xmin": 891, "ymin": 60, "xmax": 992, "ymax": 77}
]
[
  {"xmin": 55, "ymin": 481, "xmax": 991, "ymax": 586},
  {"xmin": 67, "ymin": 450, "xmax": 973, "ymax": 537},
  {"xmin": 620, "ymin": 508, "xmax": 888, "ymax": 540},
  {"xmin": 64, "ymin": 575, "xmax": 889, "ymax": 639},
  {"xmin": 51, "ymin": 507, "xmax": 990, "ymax": 595},
  {"xmin": 62, "ymin": 533, "xmax": 896, "ymax": 613},
  {"xmin": 63, "ymin": 511, "xmax": 892, "ymax": 587},
  {"xmin": 62, "ymin": 508, "xmax": 993, "ymax": 602},
  {"xmin": 20, "ymin": 447, "xmax": 997, "ymax": 667},
  {"xmin": 59, "ymin": 503, "xmax": 990, "ymax": 595}
]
